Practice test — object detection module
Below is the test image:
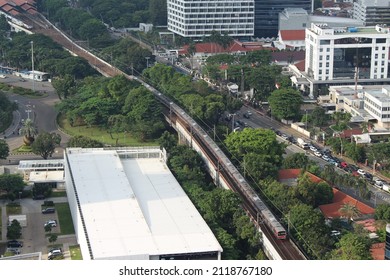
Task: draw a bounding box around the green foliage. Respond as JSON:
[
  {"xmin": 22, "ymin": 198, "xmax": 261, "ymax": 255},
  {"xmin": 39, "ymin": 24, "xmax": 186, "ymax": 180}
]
[
  {"xmin": 158, "ymin": 131, "xmax": 177, "ymax": 152},
  {"xmin": 32, "ymin": 183, "xmax": 53, "ymax": 198},
  {"xmin": 374, "ymin": 204, "xmax": 390, "ymax": 221},
  {"xmin": 31, "ymin": 132, "xmax": 61, "ymax": 159},
  {"xmin": 0, "ymin": 91, "xmax": 17, "ymax": 131},
  {"xmin": 268, "ymin": 88, "xmax": 303, "ymax": 120},
  {"xmin": 288, "ymin": 203, "xmax": 331, "ymax": 259},
  {"xmin": 48, "ymin": 234, "xmax": 58, "ymax": 244},
  {"xmin": 7, "ymin": 219, "xmax": 22, "ymax": 240},
  {"xmin": 282, "ymin": 153, "xmax": 309, "ymax": 169},
  {"xmin": 224, "ymin": 128, "xmax": 285, "ymax": 181},
  {"xmin": 0, "ymin": 174, "xmax": 25, "ymax": 200},
  {"xmin": 0, "ymin": 139, "xmax": 9, "ymax": 159},
  {"xmin": 310, "ymin": 107, "xmax": 329, "ymax": 127},
  {"xmin": 262, "ymin": 179, "xmax": 299, "ymax": 216},
  {"xmin": 329, "ymin": 232, "xmax": 373, "ymax": 260},
  {"xmin": 67, "ymin": 135, "xmax": 104, "ymax": 148}
]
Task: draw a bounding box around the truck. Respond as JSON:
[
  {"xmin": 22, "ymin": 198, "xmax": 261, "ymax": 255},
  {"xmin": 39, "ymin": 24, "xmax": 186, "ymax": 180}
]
[
  {"xmin": 297, "ymin": 138, "xmax": 309, "ymax": 149},
  {"xmin": 383, "ymin": 184, "xmax": 390, "ymax": 192}
]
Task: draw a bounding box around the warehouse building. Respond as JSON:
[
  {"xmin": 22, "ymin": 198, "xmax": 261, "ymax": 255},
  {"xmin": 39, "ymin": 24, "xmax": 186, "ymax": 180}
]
[{"xmin": 64, "ymin": 147, "xmax": 222, "ymax": 260}]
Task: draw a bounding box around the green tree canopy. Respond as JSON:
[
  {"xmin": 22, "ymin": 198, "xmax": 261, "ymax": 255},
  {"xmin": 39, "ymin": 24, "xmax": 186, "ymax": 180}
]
[
  {"xmin": 0, "ymin": 139, "xmax": 9, "ymax": 159},
  {"xmin": 329, "ymin": 232, "xmax": 372, "ymax": 260},
  {"xmin": 31, "ymin": 132, "xmax": 61, "ymax": 159},
  {"xmin": 282, "ymin": 153, "xmax": 309, "ymax": 169},
  {"xmin": 268, "ymin": 88, "xmax": 303, "ymax": 120},
  {"xmin": 67, "ymin": 135, "xmax": 104, "ymax": 148}
]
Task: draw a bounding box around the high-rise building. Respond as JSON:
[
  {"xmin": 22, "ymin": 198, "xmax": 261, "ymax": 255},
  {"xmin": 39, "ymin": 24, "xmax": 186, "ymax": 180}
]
[
  {"xmin": 354, "ymin": 0, "xmax": 390, "ymax": 27},
  {"xmin": 254, "ymin": 0, "xmax": 312, "ymax": 37},
  {"xmin": 386, "ymin": 223, "xmax": 390, "ymax": 260},
  {"xmin": 167, "ymin": 0, "xmax": 255, "ymax": 38}
]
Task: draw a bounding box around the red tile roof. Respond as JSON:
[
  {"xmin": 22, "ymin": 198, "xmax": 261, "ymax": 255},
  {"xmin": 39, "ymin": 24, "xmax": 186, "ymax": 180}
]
[
  {"xmin": 339, "ymin": 128, "xmax": 363, "ymax": 138},
  {"xmin": 271, "ymin": 51, "xmax": 305, "ymax": 63},
  {"xmin": 370, "ymin": 243, "xmax": 385, "ymax": 260},
  {"xmin": 178, "ymin": 40, "xmax": 270, "ymax": 56},
  {"xmin": 355, "ymin": 218, "xmax": 377, "ymax": 232},
  {"xmin": 278, "ymin": 169, "xmax": 323, "ymax": 184},
  {"xmin": 318, "ymin": 188, "xmax": 375, "ymax": 219},
  {"xmin": 279, "ymin": 30, "xmax": 305, "ymax": 41},
  {"xmin": 294, "ymin": 60, "xmax": 305, "ymax": 71}
]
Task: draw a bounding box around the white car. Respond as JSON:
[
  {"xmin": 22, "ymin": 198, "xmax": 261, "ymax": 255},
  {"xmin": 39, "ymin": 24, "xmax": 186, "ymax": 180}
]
[
  {"xmin": 357, "ymin": 169, "xmax": 366, "ymax": 176},
  {"xmin": 0, "ymin": 74, "xmax": 6, "ymax": 78},
  {"xmin": 309, "ymin": 145, "xmax": 317, "ymax": 152},
  {"xmin": 44, "ymin": 220, "xmax": 57, "ymax": 228},
  {"xmin": 322, "ymin": 155, "xmax": 330, "ymax": 161},
  {"xmin": 314, "ymin": 151, "xmax": 322, "ymax": 157}
]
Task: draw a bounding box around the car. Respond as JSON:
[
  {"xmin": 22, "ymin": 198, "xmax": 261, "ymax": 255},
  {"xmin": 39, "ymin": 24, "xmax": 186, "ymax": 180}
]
[
  {"xmin": 0, "ymin": 74, "xmax": 6, "ymax": 78},
  {"xmin": 340, "ymin": 162, "xmax": 348, "ymax": 169},
  {"xmin": 48, "ymin": 248, "xmax": 63, "ymax": 260},
  {"xmin": 322, "ymin": 149, "xmax": 332, "ymax": 155},
  {"xmin": 42, "ymin": 208, "xmax": 55, "ymax": 214},
  {"xmin": 44, "ymin": 220, "xmax": 57, "ymax": 228},
  {"xmin": 33, "ymin": 194, "xmax": 45, "ymax": 200},
  {"xmin": 6, "ymin": 248, "xmax": 20, "ymax": 255},
  {"xmin": 7, "ymin": 240, "xmax": 23, "ymax": 248},
  {"xmin": 289, "ymin": 136, "xmax": 297, "ymax": 144},
  {"xmin": 364, "ymin": 173, "xmax": 373, "ymax": 181},
  {"xmin": 322, "ymin": 155, "xmax": 330, "ymax": 161},
  {"xmin": 281, "ymin": 134, "xmax": 289, "ymax": 140},
  {"xmin": 275, "ymin": 130, "xmax": 282, "ymax": 136},
  {"xmin": 309, "ymin": 145, "xmax": 318, "ymax": 152},
  {"xmin": 330, "ymin": 230, "xmax": 341, "ymax": 237},
  {"xmin": 357, "ymin": 169, "xmax": 366, "ymax": 176},
  {"xmin": 374, "ymin": 180, "xmax": 383, "ymax": 189},
  {"xmin": 243, "ymin": 112, "xmax": 250, "ymax": 119},
  {"xmin": 314, "ymin": 151, "xmax": 322, "ymax": 157}
]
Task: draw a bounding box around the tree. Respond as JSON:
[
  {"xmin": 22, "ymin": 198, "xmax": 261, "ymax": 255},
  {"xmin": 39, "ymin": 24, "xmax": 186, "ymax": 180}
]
[
  {"xmin": 339, "ymin": 203, "xmax": 361, "ymax": 223},
  {"xmin": 48, "ymin": 234, "xmax": 58, "ymax": 244},
  {"xmin": 0, "ymin": 174, "xmax": 25, "ymax": 200},
  {"xmin": 0, "ymin": 139, "xmax": 9, "ymax": 159},
  {"xmin": 67, "ymin": 135, "xmax": 104, "ymax": 148},
  {"xmin": 19, "ymin": 118, "xmax": 37, "ymax": 145},
  {"xmin": 31, "ymin": 132, "xmax": 61, "ymax": 159},
  {"xmin": 374, "ymin": 204, "xmax": 390, "ymax": 221},
  {"xmin": 329, "ymin": 233, "xmax": 372, "ymax": 260},
  {"xmin": 310, "ymin": 107, "xmax": 328, "ymax": 127},
  {"xmin": 158, "ymin": 131, "xmax": 177, "ymax": 152},
  {"xmin": 288, "ymin": 203, "xmax": 331, "ymax": 259},
  {"xmin": 268, "ymin": 88, "xmax": 303, "ymax": 120},
  {"xmin": 282, "ymin": 153, "xmax": 309, "ymax": 169},
  {"xmin": 52, "ymin": 74, "xmax": 76, "ymax": 100},
  {"xmin": 44, "ymin": 223, "xmax": 53, "ymax": 233},
  {"xmin": 7, "ymin": 219, "xmax": 22, "ymax": 240}
]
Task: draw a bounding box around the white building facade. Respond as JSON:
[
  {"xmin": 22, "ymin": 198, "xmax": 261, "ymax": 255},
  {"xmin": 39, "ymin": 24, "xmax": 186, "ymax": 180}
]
[
  {"xmin": 167, "ymin": 0, "xmax": 254, "ymax": 38},
  {"xmin": 353, "ymin": 0, "xmax": 390, "ymax": 27}
]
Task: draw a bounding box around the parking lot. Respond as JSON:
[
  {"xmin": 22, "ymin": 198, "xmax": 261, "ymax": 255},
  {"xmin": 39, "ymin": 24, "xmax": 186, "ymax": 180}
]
[{"xmin": 1, "ymin": 197, "xmax": 76, "ymax": 260}]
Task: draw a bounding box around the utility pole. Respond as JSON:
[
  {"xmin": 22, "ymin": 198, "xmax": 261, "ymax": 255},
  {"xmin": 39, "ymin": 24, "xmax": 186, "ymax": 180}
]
[{"xmin": 31, "ymin": 41, "xmax": 35, "ymax": 92}]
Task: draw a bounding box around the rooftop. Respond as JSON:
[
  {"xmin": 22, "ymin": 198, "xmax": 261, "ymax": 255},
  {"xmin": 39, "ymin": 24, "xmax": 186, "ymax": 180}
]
[{"xmin": 65, "ymin": 147, "xmax": 222, "ymax": 260}]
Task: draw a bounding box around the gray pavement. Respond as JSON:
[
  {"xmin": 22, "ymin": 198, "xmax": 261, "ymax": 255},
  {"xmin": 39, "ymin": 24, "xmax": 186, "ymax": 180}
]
[{"xmin": 0, "ymin": 196, "xmax": 77, "ymax": 260}]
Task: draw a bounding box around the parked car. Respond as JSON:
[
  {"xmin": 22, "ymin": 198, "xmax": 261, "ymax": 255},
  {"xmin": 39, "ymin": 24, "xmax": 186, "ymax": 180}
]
[
  {"xmin": 309, "ymin": 145, "xmax": 318, "ymax": 152},
  {"xmin": 314, "ymin": 151, "xmax": 322, "ymax": 157},
  {"xmin": 330, "ymin": 230, "xmax": 341, "ymax": 237},
  {"xmin": 48, "ymin": 248, "xmax": 63, "ymax": 260},
  {"xmin": 42, "ymin": 208, "xmax": 55, "ymax": 214},
  {"xmin": 44, "ymin": 220, "xmax": 57, "ymax": 228},
  {"xmin": 281, "ymin": 133, "xmax": 289, "ymax": 140},
  {"xmin": 364, "ymin": 173, "xmax": 373, "ymax": 181},
  {"xmin": 340, "ymin": 162, "xmax": 348, "ymax": 169},
  {"xmin": 322, "ymin": 154, "xmax": 330, "ymax": 161},
  {"xmin": 7, "ymin": 240, "xmax": 23, "ymax": 248},
  {"xmin": 243, "ymin": 112, "xmax": 250, "ymax": 119},
  {"xmin": 357, "ymin": 169, "xmax": 366, "ymax": 176},
  {"xmin": 33, "ymin": 194, "xmax": 45, "ymax": 200},
  {"xmin": 6, "ymin": 247, "xmax": 20, "ymax": 254}
]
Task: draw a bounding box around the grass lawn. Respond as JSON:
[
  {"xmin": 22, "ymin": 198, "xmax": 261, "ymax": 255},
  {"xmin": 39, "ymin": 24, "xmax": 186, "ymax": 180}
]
[
  {"xmin": 58, "ymin": 114, "xmax": 158, "ymax": 147},
  {"xmin": 12, "ymin": 144, "xmax": 32, "ymax": 154},
  {"xmin": 69, "ymin": 245, "xmax": 83, "ymax": 260},
  {"xmin": 55, "ymin": 203, "xmax": 75, "ymax": 235},
  {"xmin": 6, "ymin": 203, "xmax": 22, "ymax": 215},
  {"xmin": 50, "ymin": 191, "xmax": 67, "ymax": 198}
]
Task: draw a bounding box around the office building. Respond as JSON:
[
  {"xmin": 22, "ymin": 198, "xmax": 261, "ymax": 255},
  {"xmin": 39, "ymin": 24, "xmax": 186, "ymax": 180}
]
[
  {"xmin": 254, "ymin": 0, "xmax": 311, "ymax": 37},
  {"xmin": 64, "ymin": 147, "xmax": 222, "ymax": 260},
  {"xmin": 167, "ymin": 0, "xmax": 254, "ymax": 38},
  {"xmin": 354, "ymin": 0, "xmax": 390, "ymax": 27},
  {"xmin": 291, "ymin": 23, "xmax": 390, "ymax": 95}
]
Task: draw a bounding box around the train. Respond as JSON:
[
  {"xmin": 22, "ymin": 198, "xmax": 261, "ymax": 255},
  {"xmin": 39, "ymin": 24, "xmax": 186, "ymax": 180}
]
[{"xmin": 135, "ymin": 76, "xmax": 288, "ymax": 240}]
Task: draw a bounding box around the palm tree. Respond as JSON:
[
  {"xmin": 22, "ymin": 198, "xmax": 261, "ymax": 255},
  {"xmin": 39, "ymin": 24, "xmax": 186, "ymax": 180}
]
[
  {"xmin": 339, "ymin": 202, "xmax": 361, "ymax": 223},
  {"xmin": 19, "ymin": 118, "xmax": 37, "ymax": 146}
]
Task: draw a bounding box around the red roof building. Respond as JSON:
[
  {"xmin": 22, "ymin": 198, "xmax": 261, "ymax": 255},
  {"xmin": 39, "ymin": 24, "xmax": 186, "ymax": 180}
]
[
  {"xmin": 178, "ymin": 40, "xmax": 271, "ymax": 56},
  {"xmin": 370, "ymin": 243, "xmax": 385, "ymax": 260},
  {"xmin": 278, "ymin": 168, "xmax": 323, "ymax": 186},
  {"xmin": 318, "ymin": 188, "xmax": 375, "ymax": 219}
]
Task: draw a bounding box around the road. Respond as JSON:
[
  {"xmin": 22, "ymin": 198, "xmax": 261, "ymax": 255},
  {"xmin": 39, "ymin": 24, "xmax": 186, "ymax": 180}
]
[
  {"xmin": 0, "ymin": 74, "xmax": 69, "ymax": 164},
  {"xmin": 233, "ymin": 105, "xmax": 390, "ymax": 207}
]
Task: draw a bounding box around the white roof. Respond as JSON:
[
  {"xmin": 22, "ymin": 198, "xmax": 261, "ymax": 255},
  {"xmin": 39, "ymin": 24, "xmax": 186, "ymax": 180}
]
[
  {"xmin": 66, "ymin": 148, "xmax": 222, "ymax": 259},
  {"xmin": 29, "ymin": 171, "xmax": 64, "ymax": 182}
]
